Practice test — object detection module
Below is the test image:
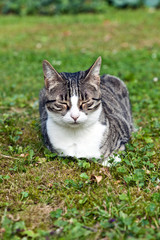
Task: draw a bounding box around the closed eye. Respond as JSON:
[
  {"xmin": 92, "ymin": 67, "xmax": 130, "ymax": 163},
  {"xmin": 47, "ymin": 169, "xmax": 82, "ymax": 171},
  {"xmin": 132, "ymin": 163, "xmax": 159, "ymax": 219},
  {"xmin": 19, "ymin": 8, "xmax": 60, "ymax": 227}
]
[
  {"xmin": 79, "ymin": 100, "xmax": 95, "ymax": 110},
  {"xmin": 88, "ymin": 102, "xmax": 101, "ymax": 110},
  {"xmin": 88, "ymin": 99, "xmax": 101, "ymax": 110},
  {"xmin": 92, "ymin": 97, "xmax": 101, "ymax": 101},
  {"xmin": 45, "ymin": 100, "xmax": 56, "ymax": 104},
  {"xmin": 87, "ymin": 102, "xmax": 94, "ymax": 108},
  {"xmin": 47, "ymin": 104, "xmax": 62, "ymax": 111},
  {"xmin": 79, "ymin": 99, "xmax": 90, "ymax": 110},
  {"xmin": 46, "ymin": 100, "xmax": 63, "ymax": 112},
  {"xmin": 59, "ymin": 101, "xmax": 70, "ymax": 110}
]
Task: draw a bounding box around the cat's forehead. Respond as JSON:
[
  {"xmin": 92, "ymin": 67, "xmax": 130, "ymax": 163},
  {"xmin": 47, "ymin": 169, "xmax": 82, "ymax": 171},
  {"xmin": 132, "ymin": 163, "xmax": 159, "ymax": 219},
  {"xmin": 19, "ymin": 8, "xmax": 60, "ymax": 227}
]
[
  {"xmin": 59, "ymin": 71, "xmax": 86, "ymax": 96},
  {"xmin": 47, "ymin": 70, "xmax": 100, "ymax": 99},
  {"xmin": 59, "ymin": 71, "xmax": 86, "ymax": 81}
]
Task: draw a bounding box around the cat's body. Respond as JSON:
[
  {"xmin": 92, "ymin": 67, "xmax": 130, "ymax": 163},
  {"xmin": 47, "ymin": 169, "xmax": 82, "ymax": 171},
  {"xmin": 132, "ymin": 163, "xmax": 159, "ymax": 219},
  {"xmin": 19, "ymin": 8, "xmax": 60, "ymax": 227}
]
[{"xmin": 39, "ymin": 57, "xmax": 134, "ymax": 166}]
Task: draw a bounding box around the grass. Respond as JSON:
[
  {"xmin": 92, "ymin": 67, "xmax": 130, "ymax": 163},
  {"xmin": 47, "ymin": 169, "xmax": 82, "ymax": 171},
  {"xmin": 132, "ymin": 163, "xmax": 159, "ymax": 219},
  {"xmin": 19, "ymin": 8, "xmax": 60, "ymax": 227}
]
[{"xmin": 0, "ymin": 8, "xmax": 160, "ymax": 240}]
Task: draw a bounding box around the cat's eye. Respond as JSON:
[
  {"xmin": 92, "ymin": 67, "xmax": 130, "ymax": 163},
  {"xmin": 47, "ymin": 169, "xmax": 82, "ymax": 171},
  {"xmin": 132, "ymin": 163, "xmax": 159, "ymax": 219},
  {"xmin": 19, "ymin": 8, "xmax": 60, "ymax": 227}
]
[
  {"xmin": 79, "ymin": 99, "xmax": 92, "ymax": 111},
  {"xmin": 92, "ymin": 97, "xmax": 101, "ymax": 101},
  {"xmin": 45, "ymin": 100, "xmax": 56, "ymax": 104},
  {"xmin": 79, "ymin": 97, "xmax": 101, "ymax": 111},
  {"xmin": 87, "ymin": 101, "xmax": 94, "ymax": 107},
  {"xmin": 46, "ymin": 99, "xmax": 70, "ymax": 112},
  {"xmin": 59, "ymin": 101, "xmax": 70, "ymax": 110},
  {"xmin": 79, "ymin": 104, "xmax": 83, "ymax": 110},
  {"xmin": 87, "ymin": 101, "xmax": 94, "ymax": 109},
  {"xmin": 47, "ymin": 103, "xmax": 62, "ymax": 111},
  {"xmin": 54, "ymin": 103, "xmax": 63, "ymax": 111}
]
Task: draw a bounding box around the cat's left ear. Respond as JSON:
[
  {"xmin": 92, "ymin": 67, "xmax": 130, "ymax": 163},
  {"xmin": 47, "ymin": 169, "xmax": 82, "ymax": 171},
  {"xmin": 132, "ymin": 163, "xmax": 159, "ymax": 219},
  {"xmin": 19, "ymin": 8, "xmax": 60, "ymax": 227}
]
[{"xmin": 84, "ymin": 56, "xmax": 102, "ymax": 88}]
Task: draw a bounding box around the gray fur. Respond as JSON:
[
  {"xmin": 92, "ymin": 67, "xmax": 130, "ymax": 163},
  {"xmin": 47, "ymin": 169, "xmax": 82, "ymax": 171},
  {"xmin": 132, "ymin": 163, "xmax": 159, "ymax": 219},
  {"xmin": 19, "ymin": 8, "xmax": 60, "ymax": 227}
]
[
  {"xmin": 99, "ymin": 74, "xmax": 133, "ymax": 159},
  {"xmin": 39, "ymin": 57, "xmax": 134, "ymax": 161}
]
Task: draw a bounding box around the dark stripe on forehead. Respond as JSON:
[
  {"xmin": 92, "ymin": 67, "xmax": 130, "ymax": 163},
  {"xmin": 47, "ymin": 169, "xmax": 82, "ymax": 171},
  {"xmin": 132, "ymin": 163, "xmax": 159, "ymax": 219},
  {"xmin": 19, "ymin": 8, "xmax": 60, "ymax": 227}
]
[
  {"xmin": 59, "ymin": 70, "xmax": 89, "ymax": 100},
  {"xmin": 60, "ymin": 71, "xmax": 83, "ymax": 97},
  {"xmin": 67, "ymin": 78, "xmax": 71, "ymax": 97}
]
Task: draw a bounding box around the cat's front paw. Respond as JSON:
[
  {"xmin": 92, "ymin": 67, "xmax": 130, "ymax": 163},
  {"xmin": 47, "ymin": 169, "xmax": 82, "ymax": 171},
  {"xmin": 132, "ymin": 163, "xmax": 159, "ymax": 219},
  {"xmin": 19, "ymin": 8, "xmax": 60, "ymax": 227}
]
[{"xmin": 101, "ymin": 155, "xmax": 121, "ymax": 167}]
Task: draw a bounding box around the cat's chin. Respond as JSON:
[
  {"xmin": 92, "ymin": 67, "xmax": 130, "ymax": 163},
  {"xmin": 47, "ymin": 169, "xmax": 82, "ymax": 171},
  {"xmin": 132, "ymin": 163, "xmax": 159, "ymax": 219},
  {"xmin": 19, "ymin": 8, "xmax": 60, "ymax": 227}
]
[{"xmin": 66, "ymin": 122, "xmax": 82, "ymax": 128}]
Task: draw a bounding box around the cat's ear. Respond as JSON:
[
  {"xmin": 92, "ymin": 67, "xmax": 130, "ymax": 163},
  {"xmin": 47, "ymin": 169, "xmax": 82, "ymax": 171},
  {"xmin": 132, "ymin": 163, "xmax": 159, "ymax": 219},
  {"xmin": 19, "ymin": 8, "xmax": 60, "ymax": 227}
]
[
  {"xmin": 43, "ymin": 60, "xmax": 64, "ymax": 91},
  {"xmin": 84, "ymin": 56, "xmax": 102, "ymax": 88},
  {"xmin": 88, "ymin": 56, "xmax": 101, "ymax": 76}
]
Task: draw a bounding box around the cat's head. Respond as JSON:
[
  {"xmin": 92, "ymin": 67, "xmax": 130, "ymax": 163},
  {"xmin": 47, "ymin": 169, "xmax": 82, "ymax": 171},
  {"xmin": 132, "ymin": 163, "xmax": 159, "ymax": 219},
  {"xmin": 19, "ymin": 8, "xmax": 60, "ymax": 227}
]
[{"xmin": 42, "ymin": 57, "xmax": 102, "ymax": 128}]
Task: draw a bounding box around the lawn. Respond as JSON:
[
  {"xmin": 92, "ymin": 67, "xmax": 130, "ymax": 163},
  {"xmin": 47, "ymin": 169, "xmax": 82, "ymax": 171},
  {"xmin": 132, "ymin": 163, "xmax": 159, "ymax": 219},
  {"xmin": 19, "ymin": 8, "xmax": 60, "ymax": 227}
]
[{"xmin": 0, "ymin": 8, "xmax": 160, "ymax": 240}]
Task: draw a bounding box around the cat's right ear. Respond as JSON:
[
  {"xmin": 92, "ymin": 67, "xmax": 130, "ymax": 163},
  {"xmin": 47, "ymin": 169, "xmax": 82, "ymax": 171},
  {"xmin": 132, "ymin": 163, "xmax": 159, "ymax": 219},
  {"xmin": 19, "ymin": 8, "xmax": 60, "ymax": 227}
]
[
  {"xmin": 82, "ymin": 56, "xmax": 102, "ymax": 90},
  {"xmin": 43, "ymin": 60, "xmax": 64, "ymax": 91}
]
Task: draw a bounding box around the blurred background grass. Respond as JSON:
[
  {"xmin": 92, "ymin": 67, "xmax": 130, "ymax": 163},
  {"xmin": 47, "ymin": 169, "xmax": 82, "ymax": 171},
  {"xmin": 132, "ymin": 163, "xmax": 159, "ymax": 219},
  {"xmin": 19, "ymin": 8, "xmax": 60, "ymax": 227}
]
[{"xmin": 0, "ymin": 0, "xmax": 160, "ymax": 15}]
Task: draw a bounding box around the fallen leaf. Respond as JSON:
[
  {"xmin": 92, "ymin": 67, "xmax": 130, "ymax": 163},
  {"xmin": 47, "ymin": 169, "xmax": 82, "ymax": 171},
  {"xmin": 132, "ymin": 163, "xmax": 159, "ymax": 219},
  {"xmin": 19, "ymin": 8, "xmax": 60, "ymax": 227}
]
[
  {"xmin": 0, "ymin": 228, "xmax": 5, "ymax": 233},
  {"xmin": 20, "ymin": 154, "xmax": 25, "ymax": 157},
  {"xmin": 62, "ymin": 31, "xmax": 71, "ymax": 37},
  {"xmin": 146, "ymin": 170, "xmax": 151, "ymax": 174},
  {"xmin": 91, "ymin": 175, "xmax": 102, "ymax": 184},
  {"xmin": 99, "ymin": 167, "xmax": 111, "ymax": 178},
  {"xmin": 8, "ymin": 214, "xmax": 20, "ymax": 221},
  {"xmin": 104, "ymin": 34, "xmax": 112, "ymax": 42},
  {"xmin": 48, "ymin": 183, "xmax": 53, "ymax": 188},
  {"xmin": 37, "ymin": 158, "xmax": 46, "ymax": 164},
  {"xmin": 121, "ymin": 42, "xmax": 129, "ymax": 48},
  {"xmin": 115, "ymin": 180, "xmax": 121, "ymax": 185},
  {"xmin": 103, "ymin": 19, "xmax": 111, "ymax": 25}
]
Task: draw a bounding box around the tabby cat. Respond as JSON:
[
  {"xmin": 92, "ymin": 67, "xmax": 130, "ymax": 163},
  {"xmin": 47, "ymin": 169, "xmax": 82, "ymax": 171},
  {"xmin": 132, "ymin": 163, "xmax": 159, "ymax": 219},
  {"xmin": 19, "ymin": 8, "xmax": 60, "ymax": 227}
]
[{"xmin": 39, "ymin": 57, "xmax": 134, "ymax": 166}]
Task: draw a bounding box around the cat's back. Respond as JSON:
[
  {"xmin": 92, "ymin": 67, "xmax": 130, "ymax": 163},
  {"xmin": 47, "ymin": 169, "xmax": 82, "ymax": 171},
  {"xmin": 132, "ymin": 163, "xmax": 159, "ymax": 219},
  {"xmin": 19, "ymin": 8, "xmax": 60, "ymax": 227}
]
[
  {"xmin": 100, "ymin": 74, "xmax": 133, "ymax": 132},
  {"xmin": 100, "ymin": 74, "xmax": 129, "ymax": 100}
]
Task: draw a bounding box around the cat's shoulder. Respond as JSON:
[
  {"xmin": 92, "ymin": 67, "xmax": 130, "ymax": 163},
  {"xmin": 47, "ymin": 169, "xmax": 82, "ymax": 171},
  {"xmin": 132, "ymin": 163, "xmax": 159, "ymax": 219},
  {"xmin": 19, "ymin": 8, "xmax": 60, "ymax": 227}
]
[
  {"xmin": 39, "ymin": 87, "xmax": 46, "ymax": 98},
  {"xmin": 101, "ymin": 74, "xmax": 126, "ymax": 88},
  {"xmin": 39, "ymin": 87, "xmax": 47, "ymax": 115},
  {"xmin": 39, "ymin": 87, "xmax": 47, "ymax": 105},
  {"xmin": 100, "ymin": 74, "xmax": 128, "ymax": 96}
]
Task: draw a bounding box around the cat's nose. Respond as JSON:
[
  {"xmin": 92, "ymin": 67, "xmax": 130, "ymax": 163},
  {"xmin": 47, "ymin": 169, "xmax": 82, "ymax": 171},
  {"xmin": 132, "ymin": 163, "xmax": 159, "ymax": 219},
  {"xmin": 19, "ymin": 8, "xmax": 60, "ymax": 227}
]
[{"xmin": 71, "ymin": 114, "xmax": 79, "ymax": 122}]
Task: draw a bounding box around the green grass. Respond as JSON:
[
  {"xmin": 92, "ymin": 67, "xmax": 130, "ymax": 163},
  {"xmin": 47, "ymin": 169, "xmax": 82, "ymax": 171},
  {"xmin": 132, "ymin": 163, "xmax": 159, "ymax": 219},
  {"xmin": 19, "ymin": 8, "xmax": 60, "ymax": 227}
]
[{"xmin": 0, "ymin": 8, "xmax": 160, "ymax": 240}]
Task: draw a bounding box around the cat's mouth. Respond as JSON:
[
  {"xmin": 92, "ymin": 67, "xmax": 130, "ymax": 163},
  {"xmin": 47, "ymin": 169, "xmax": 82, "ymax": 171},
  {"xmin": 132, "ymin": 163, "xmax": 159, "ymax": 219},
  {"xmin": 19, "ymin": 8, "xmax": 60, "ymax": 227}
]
[
  {"xmin": 69, "ymin": 121, "xmax": 81, "ymax": 127},
  {"xmin": 72, "ymin": 122, "xmax": 80, "ymax": 125}
]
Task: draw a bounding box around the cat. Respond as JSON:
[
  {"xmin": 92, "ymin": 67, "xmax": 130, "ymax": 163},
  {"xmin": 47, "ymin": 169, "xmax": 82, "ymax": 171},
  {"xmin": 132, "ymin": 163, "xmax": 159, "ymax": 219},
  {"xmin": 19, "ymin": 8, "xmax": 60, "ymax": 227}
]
[{"xmin": 39, "ymin": 57, "xmax": 134, "ymax": 166}]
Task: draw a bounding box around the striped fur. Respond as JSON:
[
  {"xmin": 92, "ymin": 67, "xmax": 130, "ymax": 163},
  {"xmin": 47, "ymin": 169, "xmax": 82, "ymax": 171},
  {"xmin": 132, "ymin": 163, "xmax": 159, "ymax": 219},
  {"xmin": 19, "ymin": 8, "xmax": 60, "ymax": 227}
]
[{"xmin": 39, "ymin": 57, "xmax": 134, "ymax": 164}]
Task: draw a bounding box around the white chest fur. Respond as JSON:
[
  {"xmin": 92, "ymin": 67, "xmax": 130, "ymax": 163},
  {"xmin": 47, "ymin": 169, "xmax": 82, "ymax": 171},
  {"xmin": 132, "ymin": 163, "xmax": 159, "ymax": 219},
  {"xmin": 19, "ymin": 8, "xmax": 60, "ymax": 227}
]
[{"xmin": 46, "ymin": 119, "xmax": 106, "ymax": 159}]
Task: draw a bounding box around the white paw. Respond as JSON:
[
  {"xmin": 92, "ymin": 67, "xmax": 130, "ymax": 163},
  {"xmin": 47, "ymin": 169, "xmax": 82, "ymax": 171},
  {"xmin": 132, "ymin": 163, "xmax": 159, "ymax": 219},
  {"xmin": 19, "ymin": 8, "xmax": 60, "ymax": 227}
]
[{"xmin": 101, "ymin": 155, "xmax": 121, "ymax": 167}]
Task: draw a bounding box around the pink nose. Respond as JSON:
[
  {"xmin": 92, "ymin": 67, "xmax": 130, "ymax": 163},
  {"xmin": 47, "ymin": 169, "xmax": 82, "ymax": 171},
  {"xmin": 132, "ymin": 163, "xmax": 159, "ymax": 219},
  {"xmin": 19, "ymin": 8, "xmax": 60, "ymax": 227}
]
[{"xmin": 71, "ymin": 114, "xmax": 79, "ymax": 122}]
